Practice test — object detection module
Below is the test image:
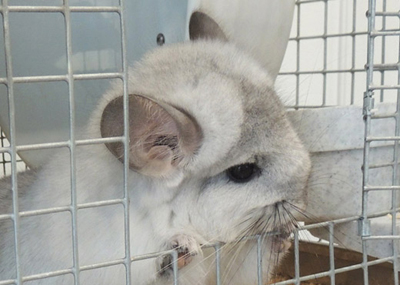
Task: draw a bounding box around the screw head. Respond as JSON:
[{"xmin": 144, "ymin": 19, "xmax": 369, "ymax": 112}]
[{"xmin": 157, "ymin": 33, "xmax": 165, "ymax": 46}]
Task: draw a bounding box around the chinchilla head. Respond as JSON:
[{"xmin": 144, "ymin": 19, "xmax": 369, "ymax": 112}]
[{"xmin": 95, "ymin": 11, "xmax": 311, "ymax": 244}]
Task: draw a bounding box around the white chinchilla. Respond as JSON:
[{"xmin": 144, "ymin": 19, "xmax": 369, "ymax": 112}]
[{"xmin": 0, "ymin": 12, "xmax": 310, "ymax": 285}]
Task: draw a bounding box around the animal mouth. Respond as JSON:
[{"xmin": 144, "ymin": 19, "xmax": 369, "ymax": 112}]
[
  {"xmin": 234, "ymin": 200, "xmax": 299, "ymax": 252},
  {"xmin": 255, "ymin": 201, "xmax": 298, "ymax": 253},
  {"xmin": 270, "ymin": 226, "xmax": 293, "ymax": 253},
  {"xmin": 269, "ymin": 201, "xmax": 298, "ymax": 253}
]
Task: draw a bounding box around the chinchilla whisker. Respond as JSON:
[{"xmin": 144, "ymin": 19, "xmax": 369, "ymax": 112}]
[
  {"xmin": 234, "ymin": 213, "xmax": 272, "ymax": 247},
  {"xmin": 223, "ymin": 239, "xmax": 259, "ymax": 285},
  {"xmin": 147, "ymin": 200, "xmax": 305, "ymax": 283},
  {"xmin": 162, "ymin": 239, "xmax": 233, "ymax": 283},
  {"xmin": 284, "ymin": 203, "xmax": 362, "ymax": 249},
  {"xmin": 237, "ymin": 216, "xmax": 255, "ymax": 227},
  {"xmin": 155, "ymin": 231, "xmax": 231, "ymax": 278},
  {"xmin": 220, "ymin": 209, "xmax": 287, "ymax": 284},
  {"xmin": 282, "ymin": 204, "xmax": 301, "ymax": 227},
  {"xmin": 280, "ymin": 212, "xmax": 292, "ymax": 233},
  {"xmin": 267, "ymin": 232, "xmax": 280, "ymax": 280},
  {"xmin": 284, "ymin": 203, "xmax": 315, "ymax": 221}
]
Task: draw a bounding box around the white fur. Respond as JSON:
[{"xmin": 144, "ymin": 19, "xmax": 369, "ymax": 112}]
[{"xmin": 0, "ymin": 40, "xmax": 310, "ymax": 284}]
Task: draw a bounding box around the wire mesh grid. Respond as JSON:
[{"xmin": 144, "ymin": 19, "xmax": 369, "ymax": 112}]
[
  {"xmin": 278, "ymin": 0, "xmax": 369, "ymax": 107},
  {"xmin": 361, "ymin": 0, "xmax": 400, "ymax": 284},
  {"xmin": 274, "ymin": 0, "xmax": 400, "ymax": 284},
  {"xmin": 0, "ymin": 1, "xmax": 135, "ymax": 284},
  {"xmin": 0, "ymin": 0, "xmax": 399, "ymax": 284},
  {"xmin": 0, "ymin": 128, "xmax": 26, "ymax": 177},
  {"xmin": 277, "ymin": 0, "xmax": 399, "ymax": 108}
]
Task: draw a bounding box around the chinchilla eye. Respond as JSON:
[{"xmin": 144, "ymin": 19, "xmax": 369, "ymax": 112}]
[{"xmin": 227, "ymin": 163, "xmax": 259, "ymax": 183}]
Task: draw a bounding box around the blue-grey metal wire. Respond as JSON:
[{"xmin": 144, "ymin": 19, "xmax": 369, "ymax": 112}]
[
  {"xmin": 118, "ymin": 0, "xmax": 133, "ymax": 283},
  {"xmin": 328, "ymin": 223, "xmax": 335, "ymax": 285},
  {"xmin": 294, "ymin": 231, "xmax": 300, "ymax": 285},
  {"xmin": 1, "ymin": 0, "xmax": 400, "ymax": 284},
  {"xmin": 389, "ymin": 0, "xmax": 400, "ymax": 281},
  {"xmin": 1, "ymin": 1, "xmax": 23, "ymax": 285},
  {"xmin": 363, "ymin": 1, "xmax": 400, "ymax": 285},
  {"xmin": 0, "ymin": 2, "xmax": 129, "ymax": 284},
  {"xmin": 362, "ymin": 1, "xmax": 376, "ymax": 284},
  {"xmin": 257, "ymin": 236, "xmax": 263, "ymax": 285},
  {"xmin": 63, "ymin": 1, "xmax": 81, "ymax": 283},
  {"xmin": 0, "ymin": 128, "xmax": 26, "ymax": 177},
  {"xmin": 214, "ymin": 243, "xmax": 221, "ymax": 285},
  {"xmin": 282, "ymin": 0, "xmax": 366, "ymax": 108},
  {"xmin": 0, "ymin": 129, "xmax": 8, "ymax": 176}
]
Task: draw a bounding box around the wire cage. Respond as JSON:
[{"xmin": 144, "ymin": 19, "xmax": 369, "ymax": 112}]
[
  {"xmin": 0, "ymin": 0, "xmax": 399, "ymax": 284},
  {"xmin": 275, "ymin": 0, "xmax": 400, "ymax": 284}
]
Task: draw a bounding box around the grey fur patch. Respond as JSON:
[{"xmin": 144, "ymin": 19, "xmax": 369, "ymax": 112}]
[
  {"xmin": 0, "ymin": 169, "xmax": 37, "ymax": 215},
  {"xmin": 169, "ymin": 210, "xmax": 176, "ymax": 226}
]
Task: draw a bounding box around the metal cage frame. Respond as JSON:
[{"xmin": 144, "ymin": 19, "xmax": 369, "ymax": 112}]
[{"xmin": 0, "ymin": 0, "xmax": 399, "ymax": 284}]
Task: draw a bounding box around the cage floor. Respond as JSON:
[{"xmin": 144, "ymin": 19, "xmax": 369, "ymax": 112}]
[{"xmin": 273, "ymin": 240, "xmax": 398, "ymax": 285}]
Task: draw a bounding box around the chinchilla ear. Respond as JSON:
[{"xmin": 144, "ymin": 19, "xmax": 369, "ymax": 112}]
[
  {"xmin": 189, "ymin": 11, "xmax": 227, "ymax": 41},
  {"xmin": 100, "ymin": 95, "xmax": 203, "ymax": 178}
]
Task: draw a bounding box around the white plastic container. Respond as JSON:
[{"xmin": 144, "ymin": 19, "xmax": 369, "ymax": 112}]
[
  {"xmin": 288, "ymin": 103, "xmax": 399, "ymax": 260},
  {"xmin": 288, "ymin": 103, "xmax": 396, "ymax": 221}
]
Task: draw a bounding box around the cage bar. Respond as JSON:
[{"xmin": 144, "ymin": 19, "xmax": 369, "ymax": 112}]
[
  {"xmin": 1, "ymin": 1, "xmax": 22, "ymax": 284},
  {"xmin": 0, "ymin": 0, "xmax": 400, "ymax": 284}
]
